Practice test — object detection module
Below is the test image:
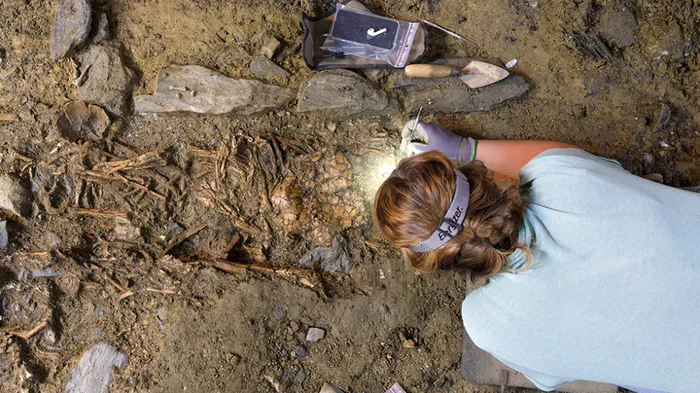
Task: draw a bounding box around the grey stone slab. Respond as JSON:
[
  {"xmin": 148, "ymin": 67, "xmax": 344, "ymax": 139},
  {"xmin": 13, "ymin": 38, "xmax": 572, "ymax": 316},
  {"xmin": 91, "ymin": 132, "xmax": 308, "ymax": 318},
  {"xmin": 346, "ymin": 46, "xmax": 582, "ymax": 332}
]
[
  {"xmin": 397, "ymin": 74, "xmax": 529, "ymax": 113},
  {"xmin": 50, "ymin": 0, "xmax": 92, "ymax": 59},
  {"xmin": 65, "ymin": 341, "xmax": 127, "ymax": 393},
  {"xmin": 297, "ymin": 70, "xmax": 389, "ymax": 117},
  {"xmin": 135, "ymin": 65, "xmax": 294, "ymax": 115},
  {"xmin": 76, "ymin": 46, "xmax": 135, "ymax": 116}
]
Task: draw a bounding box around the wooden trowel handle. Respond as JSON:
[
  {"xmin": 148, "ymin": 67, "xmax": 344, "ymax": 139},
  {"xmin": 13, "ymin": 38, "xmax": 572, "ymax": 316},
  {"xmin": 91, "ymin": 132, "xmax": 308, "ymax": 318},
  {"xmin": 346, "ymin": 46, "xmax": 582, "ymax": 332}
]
[{"xmin": 405, "ymin": 64, "xmax": 459, "ymax": 78}]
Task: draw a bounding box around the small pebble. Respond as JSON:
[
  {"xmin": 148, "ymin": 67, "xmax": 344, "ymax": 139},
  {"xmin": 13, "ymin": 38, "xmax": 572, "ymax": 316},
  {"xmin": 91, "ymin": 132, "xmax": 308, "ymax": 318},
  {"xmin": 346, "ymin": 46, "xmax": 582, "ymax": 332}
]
[
  {"xmin": 306, "ymin": 327, "xmax": 325, "ymax": 342},
  {"xmin": 289, "ymin": 321, "xmax": 300, "ymax": 332},
  {"xmin": 403, "ymin": 339, "xmax": 415, "ymax": 348},
  {"xmin": 227, "ymin": 353, "xmax": 241, "ymax": 365},
  {"xmin": 294, "ymin": 345, "xmax": 307, "ymax": 357},
  {"xmin": 505, "ymin": 59, "xmax": 517, "ymax": 69},
  {"xmin": 295, "ymin": 370, "xmax": 307, "ymax": 383},
  {"xmin": 176, "ymin": 92, "xmax": 182, "ymax": 99}
]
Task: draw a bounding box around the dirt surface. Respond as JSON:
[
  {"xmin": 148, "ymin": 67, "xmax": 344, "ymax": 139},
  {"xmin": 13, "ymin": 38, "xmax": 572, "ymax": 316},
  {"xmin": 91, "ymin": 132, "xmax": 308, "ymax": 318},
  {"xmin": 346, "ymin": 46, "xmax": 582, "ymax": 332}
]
[{"xmin": 1, "ymin": 0, "xmax": 699, "ymax": 392}]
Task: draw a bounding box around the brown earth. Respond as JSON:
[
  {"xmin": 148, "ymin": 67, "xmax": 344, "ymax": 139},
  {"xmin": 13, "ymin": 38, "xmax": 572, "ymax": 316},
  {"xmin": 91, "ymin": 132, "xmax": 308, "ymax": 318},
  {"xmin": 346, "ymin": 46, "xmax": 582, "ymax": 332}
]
[{"xmin": 0, "ymin": 0, "xmax": 699, "ymax": 392}]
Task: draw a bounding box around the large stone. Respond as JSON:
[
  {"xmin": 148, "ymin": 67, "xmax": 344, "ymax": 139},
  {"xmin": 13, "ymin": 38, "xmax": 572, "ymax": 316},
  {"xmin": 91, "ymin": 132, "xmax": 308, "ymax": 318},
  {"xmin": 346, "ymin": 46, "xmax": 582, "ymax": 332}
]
[
  {"xmin": 0, "ymin": 174, "xmax": 32, "ymax": 218},
  {"xmin": 601, "ymin": 11, "xmax": 638, "ymax": 48},
  {"xmin": 50, "ymin": 0, "xmax": 92, "ymax": 59},
  {"xmin": 395, "ymin": 74, "xmax": 529, "ymax": 113},
  {"xmin": 297, "ymin": 70, "xmax": 389, "ymax": 117},
  {"xmin": 76, "ymin": 46, "xmax": 135, "ymax": 116},
  {"xmin": 65, "ymin": 341, "xmax": 127, "ymax": 393},
  {"xmin": 134, "ymin": 65, "xmax": 294, "ymax": 115},
  {"xmin": 299, "ymin": 236, "xmax": 352, "ymax": 274},
  {"xmin": 57, "ymin": 101, "xmax": 110, "ymax": 142}
]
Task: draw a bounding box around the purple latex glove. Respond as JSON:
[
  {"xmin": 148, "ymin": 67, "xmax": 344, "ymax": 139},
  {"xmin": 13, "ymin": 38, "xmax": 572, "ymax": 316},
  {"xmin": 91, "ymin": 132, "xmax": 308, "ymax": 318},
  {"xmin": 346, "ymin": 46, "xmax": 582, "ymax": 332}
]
[{"xmin": 400, "ymin": 120, "xmax": 477, "ymax": 162}]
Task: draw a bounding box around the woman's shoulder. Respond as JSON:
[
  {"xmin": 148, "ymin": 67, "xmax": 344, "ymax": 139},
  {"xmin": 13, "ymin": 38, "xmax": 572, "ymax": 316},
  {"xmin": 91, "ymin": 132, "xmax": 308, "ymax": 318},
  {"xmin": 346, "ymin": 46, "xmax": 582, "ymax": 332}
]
[{"xmin": 520, "ymin": 148, "xmax": 626, "ymax": 183}]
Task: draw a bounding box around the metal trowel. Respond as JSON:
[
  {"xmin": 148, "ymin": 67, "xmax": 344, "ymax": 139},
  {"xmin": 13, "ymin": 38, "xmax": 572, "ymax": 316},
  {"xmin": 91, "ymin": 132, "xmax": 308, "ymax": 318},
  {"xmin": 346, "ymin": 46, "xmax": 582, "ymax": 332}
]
[{"xmin": 404, "ymin": 61, "xmax": 509, "ymax": 88}]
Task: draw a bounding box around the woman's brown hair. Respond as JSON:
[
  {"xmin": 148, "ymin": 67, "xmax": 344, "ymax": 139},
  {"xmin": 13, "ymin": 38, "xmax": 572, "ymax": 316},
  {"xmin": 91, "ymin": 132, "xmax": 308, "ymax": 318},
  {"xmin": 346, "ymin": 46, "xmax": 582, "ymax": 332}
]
[{"xmin": 373, "ymin": 150, "xmax": 529, "ymax": 280}]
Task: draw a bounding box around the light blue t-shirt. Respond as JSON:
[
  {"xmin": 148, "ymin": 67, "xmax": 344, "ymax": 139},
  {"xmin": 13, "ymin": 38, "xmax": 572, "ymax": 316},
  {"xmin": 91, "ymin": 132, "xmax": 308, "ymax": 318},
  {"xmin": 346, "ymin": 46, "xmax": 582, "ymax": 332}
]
[{"xmin": 461, "ymin": 149, "xmax": 700, "ymax": 393}]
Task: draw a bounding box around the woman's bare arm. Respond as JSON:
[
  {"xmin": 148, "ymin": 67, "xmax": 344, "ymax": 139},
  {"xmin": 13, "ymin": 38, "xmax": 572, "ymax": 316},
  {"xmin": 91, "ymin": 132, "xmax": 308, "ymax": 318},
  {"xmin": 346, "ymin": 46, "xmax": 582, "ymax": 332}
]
[{"xmin": 474, "ymin": 140, "xmax": 577, "ymax": 179}]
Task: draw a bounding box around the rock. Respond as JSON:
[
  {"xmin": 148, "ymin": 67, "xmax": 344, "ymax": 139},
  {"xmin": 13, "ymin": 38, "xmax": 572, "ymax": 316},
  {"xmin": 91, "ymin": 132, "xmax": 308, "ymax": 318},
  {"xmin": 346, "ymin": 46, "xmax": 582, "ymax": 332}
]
[
  {"xmin": 320, "ymin": 383, "xmax": 345, "ymax": 393},
  {"xmin": 65, "ymin": 341, "xmax": 127, "ymax": 393},
  {"xmin": 584, "ymin": 76, "xmax": 607, "ymax": 97},
  {"xmin": 306, "ymin": 327, "xmax": 325, "ymax": 342},
  {"xmin": 299, "ymin": 236, "xmax": 352, "ymax": 274},
  {"xmin": 294, "ymin": 345, "xmax": 307, "ymax": 357},
  {"xmin": 76, "ymin": 46, "xmax": 135, "ymax": 116},
  {"xmin": 32, "ymin": 268, "xmax": 62, "ymax": 278},
  {"xmin": 57, "ymin": 101, "xmax": 110, "ymax": 142},
  {"xmin": 50, "ymin": 0, "xmax": 92, "ymax": 59},
  {"xmin": 403, "ymin": 339, "xmax": 416, "ymax": 348},
  {"xmin": 0, "ymin": 221, "xmax": 7, "ymax": 249},
  {"xmin": 113, "ymin": 217, "xmax": 142, "ymax": 242},
  {"xmin": 295, "ymin": 371, "xmax": 307, "ymax": 383},
  {"xmin": 264, "ymin": 374, "xmax": 282, "ymax": 393},
  {"xmin": 134, "ymin": 65, "xmax": 294, "ymax": 115},
  {"xmin": 0, "ymin": 174, "xmax": 33, "ymax": 218},
  {"xmin": 93, "ymin": 12, "xmax": 110, "ymax": 43},
  {"xmin": 250, "ymin": 56, "xmax": 290, "ymax": 78},
  {"xmin": 227, "ymin": 353, "xmax": 241, "ymax": 365},
  {"xmin": 289, "ymin": 321, "xmax": 300, "ymax": 332},
  {"xmin": 297, "ymin": 70, "xmax": 389, "ymax": 117},
  {"xmin": 261, "ymin": 36, "xmax": 281, "ymax": 59},
  {"xmin": 396, "ymin": 74, "xmax": 530, "ymax": 113},
  {"xmin": 601, "ymin": 11, "xmax": 637, "ymax": 48}
]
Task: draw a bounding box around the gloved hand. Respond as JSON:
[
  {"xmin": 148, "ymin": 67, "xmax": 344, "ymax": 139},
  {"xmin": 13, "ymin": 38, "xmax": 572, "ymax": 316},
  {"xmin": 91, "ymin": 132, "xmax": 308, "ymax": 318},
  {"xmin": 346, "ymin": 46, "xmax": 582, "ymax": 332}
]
[{"xmin": 400, "ymin": 120, "xmax": 477, "ymax": 162}]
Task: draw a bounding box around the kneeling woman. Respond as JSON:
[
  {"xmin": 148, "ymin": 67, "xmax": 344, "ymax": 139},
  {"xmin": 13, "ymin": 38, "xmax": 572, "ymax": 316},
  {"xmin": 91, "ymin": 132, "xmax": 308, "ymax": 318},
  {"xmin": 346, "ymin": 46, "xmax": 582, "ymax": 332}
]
[{"xmin": 373, "ymin": 121, "xmax": 700, "ymax": 393}]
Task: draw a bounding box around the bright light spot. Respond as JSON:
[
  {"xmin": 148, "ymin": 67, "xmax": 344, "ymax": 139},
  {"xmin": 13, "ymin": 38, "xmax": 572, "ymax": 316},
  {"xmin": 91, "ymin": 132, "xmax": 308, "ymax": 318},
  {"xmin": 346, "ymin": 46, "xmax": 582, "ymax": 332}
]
[{"xmin": 362, "ymin": 156, "xmax": 397, "ymax": 193}]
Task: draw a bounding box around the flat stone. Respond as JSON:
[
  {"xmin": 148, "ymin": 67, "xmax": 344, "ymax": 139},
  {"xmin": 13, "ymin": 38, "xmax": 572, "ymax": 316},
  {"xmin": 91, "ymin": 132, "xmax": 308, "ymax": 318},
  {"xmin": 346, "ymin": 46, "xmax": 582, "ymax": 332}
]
[
  {"xmin": 395, "ymin": 74, "xmax": 529, "ymax": 113},
  {"xmin": 76, "ymin": 46, "xmax": 135, "ymax": 116},
  {"xmin": 50, "ymin": 0, "xmax": 92, "ymax": 59},
  {"xmin": 250, "ymin": 56, "xmax": 290, "ymax": 78},
  {"xmin": 261, "ymin": 36, "xmax": 281, "ymax": 59},
  {"xmin": 305, "ymin": 327, "xmax": 325, "ymax": 343},
  {"xmin": 65, "ymin": 341, "xmax": 128, "ymax": 393},
  {"xmin": 601, "ymin": 11, "xmax": 638, "ymax": 48},
  {"xmin": 297, "ymin": 70, "xmax": 388, "ymax": 117},
  {"xmin": 320, "ymin": 383, "xmax": 345, "ymax": 393},
  {"xmin": 57, "ymin": 101, "xmax": 110, "ymax": 142},
  {"xmin": 0, "ymin": 174, "xmax": 32, "ymax": 218},
  {"xmin": 299, "ymin": 236, "xmax": 352, "ymax": 274},
  {"xmin": 134, "ymin": 65, "xmax": 294, "ymax": 115}
]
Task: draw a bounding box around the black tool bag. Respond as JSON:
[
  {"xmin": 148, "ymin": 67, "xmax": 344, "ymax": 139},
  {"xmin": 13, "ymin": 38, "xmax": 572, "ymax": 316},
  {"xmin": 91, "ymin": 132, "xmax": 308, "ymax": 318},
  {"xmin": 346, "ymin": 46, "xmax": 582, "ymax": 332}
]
[{"xmin": 302, "ymin": 0, "xmax": 428, "ymax": 70}]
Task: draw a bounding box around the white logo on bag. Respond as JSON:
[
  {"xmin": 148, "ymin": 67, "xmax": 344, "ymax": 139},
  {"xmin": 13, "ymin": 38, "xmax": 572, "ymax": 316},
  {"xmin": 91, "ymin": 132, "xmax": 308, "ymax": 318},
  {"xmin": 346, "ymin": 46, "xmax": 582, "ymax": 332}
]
[{"xmin": 367, "ymin": 28, "xmax": 387, "ymax": 37}]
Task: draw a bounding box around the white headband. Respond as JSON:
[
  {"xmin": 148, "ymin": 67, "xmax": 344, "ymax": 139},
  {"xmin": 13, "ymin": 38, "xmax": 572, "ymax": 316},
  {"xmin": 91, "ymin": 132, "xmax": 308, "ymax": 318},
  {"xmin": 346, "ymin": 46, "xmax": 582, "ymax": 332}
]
[{"xmin": 409, "ymin": 169, "xmax": 470, "ymax": 253}]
